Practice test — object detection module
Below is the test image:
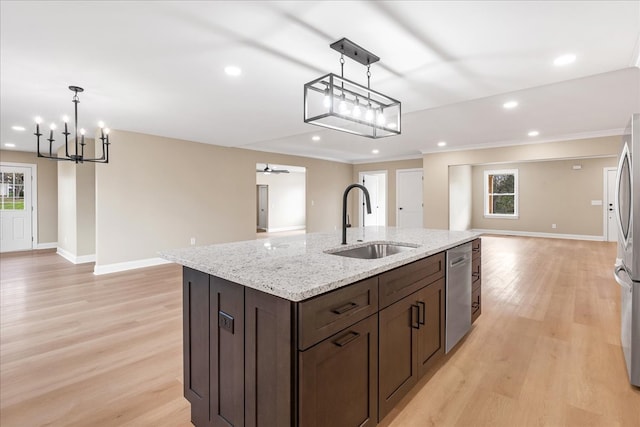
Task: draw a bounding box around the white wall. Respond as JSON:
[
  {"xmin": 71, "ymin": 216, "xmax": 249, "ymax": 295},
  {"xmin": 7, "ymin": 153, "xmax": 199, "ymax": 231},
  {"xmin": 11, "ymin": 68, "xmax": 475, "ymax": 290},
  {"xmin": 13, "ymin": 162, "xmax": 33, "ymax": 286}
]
[
  {"xmin": 449, "ymin": 165, "xmax": 472, "ymax": 230},
  {"xmin": 256, "ymin": 170, "xmax": 306, "ymax": 232}
]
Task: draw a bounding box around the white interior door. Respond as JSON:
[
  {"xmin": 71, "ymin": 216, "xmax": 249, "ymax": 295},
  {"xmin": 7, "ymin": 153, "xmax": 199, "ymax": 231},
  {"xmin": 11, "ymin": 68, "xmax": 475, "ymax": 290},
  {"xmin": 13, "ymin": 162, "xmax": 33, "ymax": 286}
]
[
  {"xmin": 1, "ymin": 165, "xmax": 32, "ymax": 252},
  {"xmin": 359, "ymin": 172, "xmax": 387, "ymax": 227},
  {"xmin": 397, "ymin": 169, "xmax": 423, "ymax": 228},
  {"xmin": 605, "ymin": 168, "xmax": 618, "ymax": 242},
  {"xmin": 257, "ymin": 185, "xmax": 268, "ymax": 231}
]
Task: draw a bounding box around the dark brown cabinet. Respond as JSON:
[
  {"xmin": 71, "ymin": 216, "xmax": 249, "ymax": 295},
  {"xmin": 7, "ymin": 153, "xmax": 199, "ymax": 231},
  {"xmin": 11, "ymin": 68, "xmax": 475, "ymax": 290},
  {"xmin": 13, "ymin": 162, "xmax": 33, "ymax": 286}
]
[
  {"xmin": 299, "ymin": 314, "xmax": 378, "ymax": 427},
  {"xmin": 182, "ymin": 271, "xmax": 245, "ymax": 427},
  {"xmin": 182, "ymin": 245, "xmax": 479, "ymax": 427},
  {"xmin": 378, "ymin": 278, "xmax": 445, "ymax": 420},
  {"xmin": 416, "ymin": 278, "xmax": 445, "ymax": 377},
  {"xmin": 471, "ymin": 238, "xmax": 482, "ymax": 323}
]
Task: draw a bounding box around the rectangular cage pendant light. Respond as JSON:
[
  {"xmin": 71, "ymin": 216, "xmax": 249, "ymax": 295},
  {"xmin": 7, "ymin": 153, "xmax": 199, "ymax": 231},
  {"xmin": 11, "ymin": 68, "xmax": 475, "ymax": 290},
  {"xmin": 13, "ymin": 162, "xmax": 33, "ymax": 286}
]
[{"xmin": 303, "ymin": 38, "xmax": 401, "ymax": 139}]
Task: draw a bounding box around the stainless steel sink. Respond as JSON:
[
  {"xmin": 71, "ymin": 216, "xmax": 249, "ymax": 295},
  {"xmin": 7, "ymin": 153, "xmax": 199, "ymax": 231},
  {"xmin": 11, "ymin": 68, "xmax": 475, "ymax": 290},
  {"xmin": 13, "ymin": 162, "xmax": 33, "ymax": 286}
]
[{"xmin": 327, "ymin": 242, "xmax": 416, "ymax": 259}]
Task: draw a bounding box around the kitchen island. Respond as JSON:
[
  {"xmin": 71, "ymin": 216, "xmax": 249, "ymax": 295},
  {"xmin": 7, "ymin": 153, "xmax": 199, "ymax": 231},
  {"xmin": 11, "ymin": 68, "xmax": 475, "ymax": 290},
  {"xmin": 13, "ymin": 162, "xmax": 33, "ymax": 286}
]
[{"xmin": 162, "ymin": 227, "xmax": 481, "ymax": 427}]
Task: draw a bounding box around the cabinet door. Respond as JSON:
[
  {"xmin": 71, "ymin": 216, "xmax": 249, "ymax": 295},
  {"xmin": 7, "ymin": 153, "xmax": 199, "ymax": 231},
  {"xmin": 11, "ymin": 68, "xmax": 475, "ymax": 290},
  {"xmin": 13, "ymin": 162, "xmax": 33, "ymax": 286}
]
[
  {"xmin": 210, "ymin": 276, "xmax": 244, "ymax": 427},
  {"xmin": 245, "ymin": 288, "xmax": 292, "ymax": 427},
  {"xmin": 183, "ymin": 268, "xmax": 210, "ymax": 427},
  {"xmin": 416, "ymin": 278, "xmax": 445, "ymax": 378},
  {"xmin": 378, "ymin": 294, "xmax": 419, "ymax": 421},
  {"xmin": 299, "ymin": 315, "xmax": 378, "ymax": 427}
]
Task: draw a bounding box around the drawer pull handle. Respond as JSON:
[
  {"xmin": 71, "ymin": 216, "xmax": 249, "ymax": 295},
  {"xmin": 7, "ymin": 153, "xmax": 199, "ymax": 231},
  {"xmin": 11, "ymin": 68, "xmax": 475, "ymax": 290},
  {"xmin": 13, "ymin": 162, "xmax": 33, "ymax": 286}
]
[
  {"xmin": 418, "ymin": 301, "xmax": 426, "ymax": 325},
  {"xmin": 411, "ymin": 304, "xmax": 420, "ymax": 329},
  {"xmin": 332, "ymin": 302, "xmax": 359, "ymax": 315},
  {"xmin": 472, "ymin": 272, "xmax": 480, "ymax": 279},
  {"xmin": 333, "ymin": 331, "xmax": 360, "ymax": 347}
]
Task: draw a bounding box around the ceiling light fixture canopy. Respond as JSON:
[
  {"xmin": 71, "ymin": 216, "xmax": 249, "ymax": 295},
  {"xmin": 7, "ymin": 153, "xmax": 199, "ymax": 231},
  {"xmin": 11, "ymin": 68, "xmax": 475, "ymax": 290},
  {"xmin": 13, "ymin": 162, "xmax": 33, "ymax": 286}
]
[
  {"xmin": 35, "ymin": 86, "xmax": 111, "ymax": 164},
  {"xmin": 304, "ymin": 38, "xmax": 401, "ymax": 139}
]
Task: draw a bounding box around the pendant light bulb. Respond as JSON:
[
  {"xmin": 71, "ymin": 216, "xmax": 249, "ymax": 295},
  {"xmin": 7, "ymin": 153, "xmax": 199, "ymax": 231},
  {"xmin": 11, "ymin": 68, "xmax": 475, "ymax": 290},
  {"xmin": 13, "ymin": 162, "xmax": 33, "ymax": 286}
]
[
  {"xmin": 339, "ymin": 94, "xmax": 348, "ymax": 114},
  {"xmin": 376, "ymin": 109, "xmax": 386, "ymax": 126},
  {"xmin": 323, "ymin": 86, "xmax": 331, "ymax": 109},
  {"xmin": 50, "ymin": 123, "xmax": 57, "ymax": 130},
  {"xmin": 365, "ymin": 104, "xmax": 374, "ymax": 122},
  {"xmin": 352, "ymin": 98, "xmax": 361, "ymax": 118},
  {"xmin": 62, "ymin": 115, "xmax": 69, "ymax": 123},
  {"xmin": 35, "ymin": 116, "xmax": 42, "ymax": 125}
]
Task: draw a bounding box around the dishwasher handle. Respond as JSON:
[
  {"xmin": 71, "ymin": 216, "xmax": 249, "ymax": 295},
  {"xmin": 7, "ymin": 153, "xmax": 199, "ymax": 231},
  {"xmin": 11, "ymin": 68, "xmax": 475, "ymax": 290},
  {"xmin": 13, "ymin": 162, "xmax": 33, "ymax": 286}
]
[{"xmin": 450, "ymin": 255, "xmax": 469, "ymax": 268}]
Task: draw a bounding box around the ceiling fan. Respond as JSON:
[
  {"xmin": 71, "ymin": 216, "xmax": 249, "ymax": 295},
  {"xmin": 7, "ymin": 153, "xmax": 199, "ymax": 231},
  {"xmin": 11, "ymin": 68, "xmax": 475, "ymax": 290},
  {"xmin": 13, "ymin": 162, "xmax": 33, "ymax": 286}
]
[{"xmin": 257, "ymin": 164, "xmax": 289, "ymax": 174}]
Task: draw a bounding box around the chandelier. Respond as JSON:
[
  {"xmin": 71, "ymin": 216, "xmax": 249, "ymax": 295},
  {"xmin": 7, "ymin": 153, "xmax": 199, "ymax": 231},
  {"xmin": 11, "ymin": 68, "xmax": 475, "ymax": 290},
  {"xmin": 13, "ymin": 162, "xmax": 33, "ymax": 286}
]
[
  {"xmin": 304, "ymin": 38, "xmax": 401, "ymax": 138},
  {"xmin": 35, "ymin": 86, "xmax": 111, "ymax": 163}
]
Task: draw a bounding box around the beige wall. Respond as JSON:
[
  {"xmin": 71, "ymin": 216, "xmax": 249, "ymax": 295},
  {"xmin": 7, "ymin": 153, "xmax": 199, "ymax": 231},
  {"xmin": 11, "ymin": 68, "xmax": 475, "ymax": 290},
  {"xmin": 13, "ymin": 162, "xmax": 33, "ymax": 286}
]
[
  {"xmin": 472, "ymin": 157, "xmax": 617, "ymax": 236},
  {"xmin": 57, "ymin": 160, "xmax": 76, "ymax": 254},
  {"xmin": 0, "ymin": 150, "xmax": 58, "ymax": 245},
  {"xmin": 423, "ymin": 135, "xmax": 620, "ymax": 229},
  {"xmin": 352, "ymin": 158, "xmax": 423, "ymax": 226},
  {"xmin": 77, "ymin": 142, "xmax": 96, "ymax": 256},
  {"xmin": 56, "ymin": 140, "xmax": 96, "ymax": 257},
  {"xmin": 95, "ymin": 130, "xmax": 352, "ymax": 266}
]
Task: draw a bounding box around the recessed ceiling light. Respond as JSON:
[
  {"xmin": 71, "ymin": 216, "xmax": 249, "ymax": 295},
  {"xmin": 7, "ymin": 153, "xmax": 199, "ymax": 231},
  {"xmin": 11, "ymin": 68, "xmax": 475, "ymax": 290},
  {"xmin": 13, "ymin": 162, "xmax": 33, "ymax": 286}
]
[
  {"xmin": 372, "ymin": 149, "xmax": 379, "ymax": 154},
  {"xmin": 553, "ymin": 54, "xmax": 576, "ymax": 66},
  {"xmin": 503, "ymin": 101, "xmax": 518, "ymax": 109},
  {"xmin": 224, "ymin": 65, "xmax": 242, "ymax": 76},
  {"xmin": 4, "ymin": 143, "xmax": 16, "ymax": 148},
  {"xmin": 11, "ymin": 125, "xmax": 25, "ymax": 131},
  {"xmin": 528, "ymin": 130, "xmax": 540, "ymax": 137},
  {"xmin": 311, "ymin": 135, "xmax": 320, "ymax": 141},
  {"xmin": 437, "ymin": 141, "xmax": 447, "ymax": 147}
]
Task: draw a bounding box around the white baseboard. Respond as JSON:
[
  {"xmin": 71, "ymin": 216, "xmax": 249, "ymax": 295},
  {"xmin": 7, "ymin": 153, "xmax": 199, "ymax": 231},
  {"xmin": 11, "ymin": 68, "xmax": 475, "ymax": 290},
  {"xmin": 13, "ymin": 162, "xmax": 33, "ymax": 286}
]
[
  {"xmin": 56, "ymin": 247, "xmax": 97, "ymax": 264},
  {"xmin": 266, "ymin": 225, "xmax": 306, "ymax": 233},
  {"xmin": 472, "ymin": 229, "xmax": 605, "ymax": 242},
  {"xmin": 35, "ymin": 242, "xmax": 57, "ymax": 250},
  {"xmin": 93, "ymin": 257, "xmax": 173, "ymax": 275}
]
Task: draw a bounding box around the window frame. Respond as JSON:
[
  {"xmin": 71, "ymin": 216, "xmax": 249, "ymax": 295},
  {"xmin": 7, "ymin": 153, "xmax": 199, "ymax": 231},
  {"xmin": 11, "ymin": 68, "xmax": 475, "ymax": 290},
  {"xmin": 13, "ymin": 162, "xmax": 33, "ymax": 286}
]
[{"xmin": 483, "ymin": 168, "xmax": 519, "ymax": 219}]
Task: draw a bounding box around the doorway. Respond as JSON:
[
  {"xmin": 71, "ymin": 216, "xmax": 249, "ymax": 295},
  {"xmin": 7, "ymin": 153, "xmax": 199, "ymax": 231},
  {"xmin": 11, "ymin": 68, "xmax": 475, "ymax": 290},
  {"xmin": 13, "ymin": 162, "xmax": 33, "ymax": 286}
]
[
  {"xmin": 396, "ymin": 168, "xmax": 423, "ymax": 228},
  {"xmin": 257, "ymin": 185, "xmax": 268, "ymax": 232},
  {"xmin": 1, "ymin": 163, "xmax": 35, "ymax": 252},
  {"xmin": 358, "ymin": 171, "xmax": 387, "ymax": 227},
  {"xmin": 256, "ymin": 163, "xmax": 306, "ymax": 235},
  {"xmin": 604, "ymin": 167, "xmax": 617, "ymax": 242}
]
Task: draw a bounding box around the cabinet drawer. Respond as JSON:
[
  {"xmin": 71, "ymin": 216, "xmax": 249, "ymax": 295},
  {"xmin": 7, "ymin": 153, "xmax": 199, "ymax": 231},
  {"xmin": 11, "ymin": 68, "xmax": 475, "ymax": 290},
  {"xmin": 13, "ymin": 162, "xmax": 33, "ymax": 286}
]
[
  {"xmin": 298, "ymin": 314, "xmax": 378, "ymax": 427},
  {"xmin": 298, "ymin": 277, "xmax": 378, "ymax": 350},
  {"xmin": 472, "ymin": 256, "xmax": 481, "ymax": 286},
  {"xmin": 379, "ymin": 253, "xmax": 445, "ymax": 309},
  {"xmin": 472, "ymin": 238, "xmax": 481, "ymax": 260},
  {"xmin": 471, "ymin": 285, "xmax": 481, "ymax": 323}
]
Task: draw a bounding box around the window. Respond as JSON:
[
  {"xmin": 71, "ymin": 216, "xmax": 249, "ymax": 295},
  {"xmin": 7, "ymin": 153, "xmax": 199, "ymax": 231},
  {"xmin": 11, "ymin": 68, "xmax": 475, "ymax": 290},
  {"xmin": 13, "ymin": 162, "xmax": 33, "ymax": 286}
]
[
  {"xmin": 484, "ymin": 169, "xmax": 518, "ymax": 218},
  {"xmin": 0, "ymin": 171, "xmax": 25, "ymax": 210}
]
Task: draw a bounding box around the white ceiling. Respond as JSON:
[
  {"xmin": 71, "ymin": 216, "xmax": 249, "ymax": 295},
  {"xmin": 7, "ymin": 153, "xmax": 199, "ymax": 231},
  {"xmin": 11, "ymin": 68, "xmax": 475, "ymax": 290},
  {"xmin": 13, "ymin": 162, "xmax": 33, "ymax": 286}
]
[{"xmin": 1, "ymin": 1, "xmax": 639, "ymax": 163}]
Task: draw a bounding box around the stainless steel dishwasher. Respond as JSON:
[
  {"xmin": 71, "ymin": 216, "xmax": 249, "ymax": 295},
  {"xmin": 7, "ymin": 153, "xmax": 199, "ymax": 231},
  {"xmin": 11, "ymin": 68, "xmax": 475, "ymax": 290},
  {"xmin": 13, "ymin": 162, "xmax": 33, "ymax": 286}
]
[{"xmin": 445, "ymin": 242, "xmax": 472, "ymax": 353}]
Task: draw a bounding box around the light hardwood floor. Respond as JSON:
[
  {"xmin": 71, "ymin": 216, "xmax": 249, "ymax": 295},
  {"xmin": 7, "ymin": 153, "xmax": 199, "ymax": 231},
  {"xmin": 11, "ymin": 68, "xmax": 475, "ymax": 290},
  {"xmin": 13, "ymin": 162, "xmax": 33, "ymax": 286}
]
[{"xmin": 1, "ymin": 236, "xmax": 638, "ymax": 426}]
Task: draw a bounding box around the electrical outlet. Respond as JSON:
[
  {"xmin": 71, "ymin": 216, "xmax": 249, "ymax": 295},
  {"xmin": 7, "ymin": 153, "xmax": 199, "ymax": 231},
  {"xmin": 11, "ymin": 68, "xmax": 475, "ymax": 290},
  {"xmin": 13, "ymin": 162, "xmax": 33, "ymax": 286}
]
[
  {"xmin": 190, "ymin": 237, "xmax": 196, "ymax": 245},
  {"xmin": 552, "ymin": 224, "xmax": 557, "ymax": 229},
  {"xmin": 218, "ymin": 311, "xmax": 234, "ymax": 334}
]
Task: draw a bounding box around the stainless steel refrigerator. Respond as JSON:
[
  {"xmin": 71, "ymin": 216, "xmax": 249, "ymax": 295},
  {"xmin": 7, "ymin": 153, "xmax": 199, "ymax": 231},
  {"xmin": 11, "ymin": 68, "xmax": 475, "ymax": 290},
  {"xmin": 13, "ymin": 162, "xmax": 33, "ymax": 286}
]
[{"xmin": 613, "ymin": 113, "xmax": 640, "ymax": 387}]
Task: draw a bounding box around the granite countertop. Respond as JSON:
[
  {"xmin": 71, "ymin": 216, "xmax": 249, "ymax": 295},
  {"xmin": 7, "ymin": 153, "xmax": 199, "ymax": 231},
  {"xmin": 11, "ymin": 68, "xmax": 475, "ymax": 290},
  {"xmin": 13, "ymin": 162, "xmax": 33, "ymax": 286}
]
[{"xmin": 160, "ymin": 227, "xmax": 481, "ymax": 302}]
